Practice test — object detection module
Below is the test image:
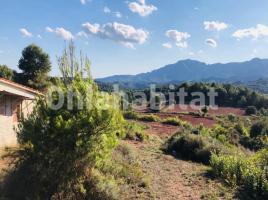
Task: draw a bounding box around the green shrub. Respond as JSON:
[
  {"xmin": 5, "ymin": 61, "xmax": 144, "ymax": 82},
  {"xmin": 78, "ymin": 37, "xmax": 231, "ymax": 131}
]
[
  {"xmin": 123, "ymin": 111, "xmax": 139, "ymax": 120},
  {"xmin": 162, "ymin": 117, "xmax": 183, "ymax": 126},
  {"xmin": 240, "ymin": 136, "xmax": 268, "ymax": 151},
  {"xmin": 138, "ymin": 114, "xmax": 160, "ymax": 122},
  {"xmin": 227, "ymin": 114, "xmax": 237, "ymax": 122},
  {"xmin": 234, "ymin": 123, "xmax": 249, "ymax": 137},
  {"xmin": 210, "ymin": 150, "xmax": 268, "ymax": 198},
  {"xmin": 250, "ymin": 119, "xmax": 268, "ymax": 138},
  {"xmin": 245, "ymin": 106, "xmax": 257, "ymax": 115},
  {"xmin": 165, "ymin": 133, "xmax": 226, "ymax": 164},
  {"xmin": 210, "ymin": 125, "xmax": 232, "ymax": 144},
  {"xmin": 124, "ymin": 122, "xmax": 148, "ymax": 142},
  {"xmin": 201, "ymin": 106, "xmax": 209, "ymax": 117}
]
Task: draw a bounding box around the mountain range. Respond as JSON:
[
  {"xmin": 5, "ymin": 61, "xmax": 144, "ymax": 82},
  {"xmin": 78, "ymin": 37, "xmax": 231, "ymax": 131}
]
[{"xmin": 97, "ymin": 58, "xmax": 268, "ymax": 88}]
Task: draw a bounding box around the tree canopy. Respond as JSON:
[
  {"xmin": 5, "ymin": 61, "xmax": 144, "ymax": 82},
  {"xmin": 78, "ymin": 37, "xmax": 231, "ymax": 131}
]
[
  {"xmin": 0, "ymin": 65, "xmax": 14, "ymax": 80},
  {"xmin": 18, "ymin": 44, "xmax": 51, "ymax": 91}
]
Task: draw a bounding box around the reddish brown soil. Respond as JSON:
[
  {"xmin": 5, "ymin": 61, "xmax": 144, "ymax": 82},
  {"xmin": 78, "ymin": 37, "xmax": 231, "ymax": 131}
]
[
  {"xmin": 140, "ymin": 121, "xmax": 180, "ymax": 137},
  {"xmin": 165, "ymin": 104, "xmax": 245, "ymax": 116},
  {"xmin": 180, "ymin": 115, "xmax": 216, "ymax": 128},
  {"xmin": 136, "ymin": 104, "xmax": 244, "ymax": 128},
  {"xmin": 152, "ymin": 112, "xmax": 216, "ymax": 128}
]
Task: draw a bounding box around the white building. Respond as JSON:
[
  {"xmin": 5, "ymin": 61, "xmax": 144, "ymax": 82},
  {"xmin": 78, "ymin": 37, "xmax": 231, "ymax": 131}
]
[{"xmin": 0, "ymin": 78, "xmax": 41, "ymax": 148}]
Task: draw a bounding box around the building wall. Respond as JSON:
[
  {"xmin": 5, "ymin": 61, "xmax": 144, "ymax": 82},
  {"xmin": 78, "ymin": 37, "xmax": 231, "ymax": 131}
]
[{"xmin": 0, "ymin": 95, "xmax": 35, "ymax": 148}]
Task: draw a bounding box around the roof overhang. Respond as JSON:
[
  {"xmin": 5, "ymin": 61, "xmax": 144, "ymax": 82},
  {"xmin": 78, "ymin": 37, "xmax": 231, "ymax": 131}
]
[{"xmin": 0, "ymin": 78, "xmax": 42, "ymax": 99}]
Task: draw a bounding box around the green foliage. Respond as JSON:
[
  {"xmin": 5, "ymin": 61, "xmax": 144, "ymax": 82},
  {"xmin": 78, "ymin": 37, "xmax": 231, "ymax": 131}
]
[
  {"xmin": 201, "ymin": 106, "xmax": 209, "ymax": 117},
  {"xmin": 250, "ymin": 119, "xmax": 268, "ymax": 138},
  {"xmin": 18, "ymin": 44, "xmax": 51, "ymax": 91},
  {"xmin": 84, "ymin": 143, "xmax": 151, "ymax": 199},
  {"xmin": 124, "ymin": 122, "xmax": 148, "ymax": 142},
  {"xmin": 162, "ymin": 117, "xmax": 183, "ymax": 126},
  {"xmin": 138, "ymin": 82, "xmax": 268, "ymax": 110},
  {"xmin": 210, "ymin": 149, "xmax": 268, "ymax": 198},
  {"xmin": 123, "ymin": 110, "xmax": 139, "ymax": 120},
  {"xmin": 165, "ymin": 133, "xmax": 227, "ymax": 164},
  {"xmin": 0, "ymin": 65, "xmax": 14, "ymax": 80},
  {"xmin": 227, "ymin": 114, "xmax": 237, "ymax": 122},
  {"xmin": 111, "ymin": 143, "xmax": 150, "ymax": 188},
  {"xmin": 240, "ymin": 136, "xmax": 268, "ymax": 151},
  {"xmin": 138, "ymin": 114, "xmax": 160, "ymax": 122},
  {"xmin": 1, "ymin": 43, "xmax": 124, "ymax": 200},
  {"xmin": 245, "ymin": 106, "xmax": 257, "ymax": 115}
]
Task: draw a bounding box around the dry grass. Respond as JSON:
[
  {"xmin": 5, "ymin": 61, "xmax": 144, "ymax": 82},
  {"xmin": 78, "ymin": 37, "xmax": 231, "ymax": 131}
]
[{"xmin": 127, "ymin": 134, "xmax": 236, "ymax": 200}]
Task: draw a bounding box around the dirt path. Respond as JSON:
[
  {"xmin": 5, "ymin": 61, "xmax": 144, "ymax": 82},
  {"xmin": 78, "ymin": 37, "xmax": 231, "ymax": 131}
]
[{"xmin": 128, "ymin": 122, "xmax": 235, "ymax": 200}]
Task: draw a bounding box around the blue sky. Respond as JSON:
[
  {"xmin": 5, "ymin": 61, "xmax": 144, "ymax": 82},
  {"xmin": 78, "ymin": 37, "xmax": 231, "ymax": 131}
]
[{"xmin": 1, "ymin": 0, "xmax": 268, "ymax": 78}]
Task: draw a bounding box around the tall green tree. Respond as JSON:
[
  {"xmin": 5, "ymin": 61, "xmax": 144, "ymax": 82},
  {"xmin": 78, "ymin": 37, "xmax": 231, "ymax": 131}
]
[
  {"xmin": 0, "ymin": 65, "xmax": 14, "ymax": 80},
  {"xmin": 18, "ymin": 44, "xmax": 51, "ymax": 91}
]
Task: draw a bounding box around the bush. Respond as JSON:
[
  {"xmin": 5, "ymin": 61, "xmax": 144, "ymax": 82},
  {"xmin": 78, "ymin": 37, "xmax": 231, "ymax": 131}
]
[
  {"xmin": 210, "ymin": 150, "xmax": 268, "ymax": 198},
  {"xmin": 138, "ymin": 114, "xmax": 160, "ymax": 122},
  {"xmin": 162, "ymin": 117, "xmax": 183, "ymax": 126},
  {"xmin": 165, "ymin": 133, "xmax": 226, "ymax": 164},
  {"xmin": 245, "ymin": 106, "xmax": 257, "ymax": 115},
  {"xmin": 250, "ymin": 120, "xmax": 268, "ymax": 138},
  {"xmin": 123, "ymin": 111, "xmax": 139, "ymax": 120},
  {"xmin": 240, "ymin": 136, "xmax": 268, "ymax": 151},
  {"xmin": 201, "ymin": 106, "xmax": 209, "ymax": 117},
  {"xmin": 124, "ymin": 122, "xmax": 148, "ymax": 142},
  {"xmin": 227, "ymin": 114, "xmax": 237, "ymax": 122}
]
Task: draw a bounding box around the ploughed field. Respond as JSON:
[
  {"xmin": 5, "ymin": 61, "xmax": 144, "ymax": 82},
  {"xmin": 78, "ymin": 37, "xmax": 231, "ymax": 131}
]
[
  {"xmin": 166, "ymin": 104, "xmax": 245, "ymax": 116},
  {"xmin": 136, "ymin": 104, "xmax": 245, "ymax": 130}
]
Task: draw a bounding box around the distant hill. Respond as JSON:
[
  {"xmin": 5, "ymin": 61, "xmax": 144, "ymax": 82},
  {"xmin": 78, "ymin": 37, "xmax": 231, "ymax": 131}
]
[
  {"xmin": 245, "ymin": 78, "xmax": 268, "ymax": 94},
  {"xmin": 97, "ymin": 58, "xmax": 268, "ymax": 88}
]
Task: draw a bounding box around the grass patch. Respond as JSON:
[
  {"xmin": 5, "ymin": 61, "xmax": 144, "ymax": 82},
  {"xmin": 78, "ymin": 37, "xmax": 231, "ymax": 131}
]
[
  {"xmin": 162, "ymin": 117, "xmax": 183, "ymax": 126},
  {"xmin": 138, "ymin": 114, "xmax": 160, "ymax": 122},
  {"xmin": 123, "ymin": 111, "xmax": 139, "ymax": 120},
  {"xmin": 124, "ymin": 122, "xmax": 149, "ymax": 142},
  {"xmin": 210, "ymin": 149, "xmax": 268, "ymax": 199}
]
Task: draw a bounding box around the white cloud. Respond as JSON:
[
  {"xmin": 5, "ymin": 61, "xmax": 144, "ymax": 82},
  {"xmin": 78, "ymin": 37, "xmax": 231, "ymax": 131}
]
[
  {"xmin": 0, "ymin": 50, "xmax": 3, "ymax": 54},
  {"xmin": 204, "ymin": 21, "xmax": 228, "ymax": 31},
  {"xmin": 205, "ymin": 38, "xmax": 217, "ymax": 47},
  {"xmin": 104, "ymin": 6, "xmax": 122, "ymax": 18},
  {"xmin": 82, "ymin": 22, "xmax": 149, "ymax": 48},
  {"xmin": 20, "ymin": 28, "xmax": 33, "ymax": 38},
  {"xmin": 37, "ymin": 34, "xmax": 42, "ymax": 39},
  {"xmin": 128, "ymin": 0, "xmax": 157, "ymax": 17},
  {"xmin": 189, "ymin": 52, "xmax": 195, "ymax": 56},
  {"xmin": 46, "ymin": 27, "xmax": 74, "ymax": 40},
  {"xmin": 162, "ymin": 43, "xmax": 172, "ymax": 49},
  {"xmin": 165, "ymin": 30, "xmax": 190, "ymax": 48},
  {"xmin": 80, "ymin": 0, "xmax": 91, "ymax": 5},
  {"xmin": 114, "ymin": 12, "xmax": 122, "ymax": 18},
  {"xmin": 82, "ymin": 23, "xmax": 100, "ymax": 34},
  {"xmin": 77, "ymin": 31, "xmax": 88, "ymax": 38},
  {"xmin": 232, "ymin": 24, "xmax": 268, "ymax": 40},
  {"xmin": 104, "ymin": 6, "xmax": 111, "ymax": 13},
  {"xmin": 46, "ymin": 26, "xmax": 54, "ymax": 32}
]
